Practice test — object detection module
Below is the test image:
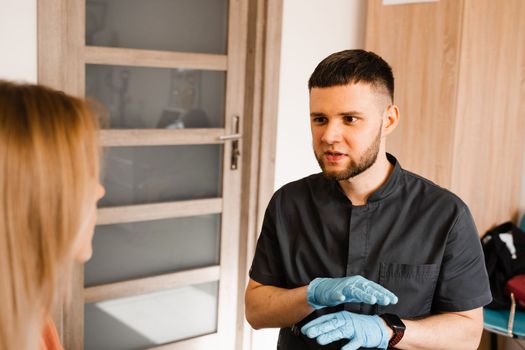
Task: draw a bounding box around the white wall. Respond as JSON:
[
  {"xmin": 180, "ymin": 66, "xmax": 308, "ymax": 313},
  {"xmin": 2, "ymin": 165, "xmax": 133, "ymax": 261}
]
[
  {"xmin": 250, "ymin": 1, "xmax": 367, "ymax": 349},
  {"xmin": 273, "ymin": 0, "xmax": 367, "ymax": 190},
  {"xmin": 0, "ymin": 0, "xmax": 37, "ymax": 82}
]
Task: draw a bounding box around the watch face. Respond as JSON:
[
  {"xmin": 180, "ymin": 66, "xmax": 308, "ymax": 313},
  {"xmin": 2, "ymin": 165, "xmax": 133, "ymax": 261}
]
[{"xmin": 381, "ymin": 313, "xmax": 406, "ymax": 331}]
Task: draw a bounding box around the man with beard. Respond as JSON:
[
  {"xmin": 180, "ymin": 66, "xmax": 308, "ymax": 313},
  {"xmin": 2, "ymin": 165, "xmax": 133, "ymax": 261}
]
[{"xmin": 245, "ymin": 50, "xmax": 492, "ymax": 350}]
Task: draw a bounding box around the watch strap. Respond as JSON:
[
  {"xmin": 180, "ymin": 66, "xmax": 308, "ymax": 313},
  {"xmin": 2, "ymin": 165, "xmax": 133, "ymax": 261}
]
[{"xmin": 380, "ymin": 313, "xmax": 406, "ymax": 348}]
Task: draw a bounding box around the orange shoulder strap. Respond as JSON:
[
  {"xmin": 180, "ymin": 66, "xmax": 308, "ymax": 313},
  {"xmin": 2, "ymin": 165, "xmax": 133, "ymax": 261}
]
[{"xmin": 41, "ymin": 317, "xmax": 64, "ymax": 350}]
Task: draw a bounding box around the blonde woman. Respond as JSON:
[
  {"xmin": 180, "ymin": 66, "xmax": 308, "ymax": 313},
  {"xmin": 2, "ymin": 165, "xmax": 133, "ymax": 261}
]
[{"xmin": 0, "ymin": 80, "xmax": 104, "ymax": 349}]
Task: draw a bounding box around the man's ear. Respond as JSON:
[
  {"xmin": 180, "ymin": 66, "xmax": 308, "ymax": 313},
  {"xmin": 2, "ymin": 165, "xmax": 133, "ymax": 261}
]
[{"xmin": 382, "ymin": 104, "xmax": 399, "ymax": 137}]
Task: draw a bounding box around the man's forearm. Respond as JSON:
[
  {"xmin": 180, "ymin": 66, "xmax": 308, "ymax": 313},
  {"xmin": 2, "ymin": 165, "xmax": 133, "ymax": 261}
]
[
  {"xmin": 245, "ymin": 280, "xmax": 313, "ymax": 329},
  {"xmin": 396, "ymin": 309, "xmax": 483, "ymax": 350},
  {"xmin": 245, "ymin": 275, "xmax": 399, "ymax": 330}
]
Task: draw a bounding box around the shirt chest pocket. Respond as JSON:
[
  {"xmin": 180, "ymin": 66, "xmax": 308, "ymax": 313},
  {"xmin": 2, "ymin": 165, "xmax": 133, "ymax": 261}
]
[{"xmin": 378, "ymin": 262, "xmax": 440, "ymax": 319}]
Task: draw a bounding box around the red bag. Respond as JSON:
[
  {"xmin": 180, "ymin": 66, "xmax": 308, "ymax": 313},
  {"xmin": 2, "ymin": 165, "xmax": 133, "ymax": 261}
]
[{"xmin": 507, "ymin": 274, "xmax": 525, "ymax": 308}]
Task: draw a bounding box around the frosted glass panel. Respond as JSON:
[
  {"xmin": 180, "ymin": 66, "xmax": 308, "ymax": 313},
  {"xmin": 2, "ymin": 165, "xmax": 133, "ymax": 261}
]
[
  {"xmin": 85, "ymin": 215, "xmax": 220, "ymax": 286},
  {"xmin": 86, "ymin": 64, "xmax": 225, "ymax": 129},
  {"xmin": 85, "ymin": 282, "xmax": 218, "ymax": 349},
  {"xmin": 86, "ymin": 0, "xmax": 228, "ymax": 54},
  {"xmin": 99, "ymin": 144, "xmax": 222, "ymax": 207}
]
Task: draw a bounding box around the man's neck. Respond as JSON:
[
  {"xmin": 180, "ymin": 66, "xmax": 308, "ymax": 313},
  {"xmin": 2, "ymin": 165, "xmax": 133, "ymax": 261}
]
[{"xmin": 338, "ymin": 153, "xmax": 393, "ymax": 206}]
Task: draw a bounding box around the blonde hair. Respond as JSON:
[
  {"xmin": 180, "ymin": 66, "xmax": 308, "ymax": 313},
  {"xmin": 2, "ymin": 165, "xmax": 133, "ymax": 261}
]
[{"xmin": 0, "ymin": 81, "xmax": 100, "ymax": 349}]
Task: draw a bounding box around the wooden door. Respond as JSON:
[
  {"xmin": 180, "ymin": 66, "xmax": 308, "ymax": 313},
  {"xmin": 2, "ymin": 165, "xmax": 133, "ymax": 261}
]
[{"xmin": 39, "ymin": 0, "xmax": 248, "ymax": 348}]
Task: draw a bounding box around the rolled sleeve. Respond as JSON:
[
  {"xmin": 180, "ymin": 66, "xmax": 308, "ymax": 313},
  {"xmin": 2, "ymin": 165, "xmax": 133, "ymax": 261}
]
[{"xmin": 249, "ymin": 192, "xmax": 286, "ymax": 287}]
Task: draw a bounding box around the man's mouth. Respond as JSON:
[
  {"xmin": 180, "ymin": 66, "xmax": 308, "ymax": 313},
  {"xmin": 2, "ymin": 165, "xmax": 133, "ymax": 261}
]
[{"xmin": 324, "ymin": 151, "xmax": 347, "ymax": 162}]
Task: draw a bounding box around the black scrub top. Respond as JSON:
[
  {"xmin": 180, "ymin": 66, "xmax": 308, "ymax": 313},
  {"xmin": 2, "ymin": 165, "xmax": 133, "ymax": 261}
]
[{"xmin": 249, "ymin": 154, "xmax": 492, "ymax": 350}]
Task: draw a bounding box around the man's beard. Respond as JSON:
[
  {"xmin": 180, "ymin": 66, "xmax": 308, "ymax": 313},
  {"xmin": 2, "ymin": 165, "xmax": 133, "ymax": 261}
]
[{"xmin": 315, "ymin": 126, "xmax": 382, "ymax": 181}]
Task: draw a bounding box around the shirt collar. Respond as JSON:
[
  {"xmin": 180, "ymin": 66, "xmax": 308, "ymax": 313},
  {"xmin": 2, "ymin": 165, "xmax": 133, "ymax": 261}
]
[{"xmin": 366, "ymin": 153, "xmax": 401, "ymax": 202}]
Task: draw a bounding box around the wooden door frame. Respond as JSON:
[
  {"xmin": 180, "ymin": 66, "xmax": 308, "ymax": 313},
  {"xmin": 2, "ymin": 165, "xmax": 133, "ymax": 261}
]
[
  {"xmin": 236, "ymin": 0, "xmax": 283, "ymax": 348},
  {"xmin": 37, "ymin": 0, "xmax": 283, "ymax": 349},
  {"xmin": 38, "ymin": 2, "xmax": 85, "ymax": 346}
]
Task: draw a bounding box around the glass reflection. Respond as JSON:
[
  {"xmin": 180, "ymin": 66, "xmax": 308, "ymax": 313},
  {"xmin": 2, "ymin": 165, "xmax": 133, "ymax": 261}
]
[
  {"xmin": 85, "ymin": 282, "xmax": 218, "ymax": 349},
  {"xmin": 85, "ymin": 214, "xmax": 221, "ymax": 287},
  {"xmin": 99, "ymin": 144, "xmax": 223, "ymax": 207},
  {"xmin": 86, "ymin": 64, "xmax": 226, "ymax": 129},
  {"xmin": 86, "ymin": 0, "xmax": 228, "ymax": 54}
]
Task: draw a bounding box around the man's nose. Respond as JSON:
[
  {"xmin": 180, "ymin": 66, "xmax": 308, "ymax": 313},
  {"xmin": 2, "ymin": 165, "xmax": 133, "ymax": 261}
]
[{"xmin": 321, "ymin": 121, "xmax": 342, "ymax": 144}]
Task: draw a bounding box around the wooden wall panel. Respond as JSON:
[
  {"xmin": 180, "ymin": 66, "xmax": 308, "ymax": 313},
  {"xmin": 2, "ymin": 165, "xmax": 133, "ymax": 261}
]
[
  {"xmin": 366, "ymin": 0, "xmax": 464, "ymax": 187},
  {"xmin": 451, "ymin": 0, "xmax": 525, "ymax": 232},
  {"xmin": 366, "ymin": 0, "xmax": 525, "ymax": 236}
]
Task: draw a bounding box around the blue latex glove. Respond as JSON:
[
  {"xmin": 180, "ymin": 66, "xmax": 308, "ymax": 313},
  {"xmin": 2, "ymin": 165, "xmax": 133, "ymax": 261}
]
[
  {"xmin": 306, "ymin": 276, "xmax": 398, "ymax": 309},
  {"xmin": 301, "ymin": 311, "xmax": 390, "ymax": 350}
]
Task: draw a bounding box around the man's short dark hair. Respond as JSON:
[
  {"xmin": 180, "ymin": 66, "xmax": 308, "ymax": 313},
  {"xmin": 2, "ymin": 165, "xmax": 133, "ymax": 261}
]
[{"xmin": 308, "ymin": 49, "xmax": 394, "ymax": 102}]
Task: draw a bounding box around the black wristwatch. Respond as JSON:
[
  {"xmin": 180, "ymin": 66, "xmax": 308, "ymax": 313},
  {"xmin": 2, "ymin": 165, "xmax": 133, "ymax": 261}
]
[{"xmin": 380, "ymin": 313, "xmax": 406, "ymax": 348}]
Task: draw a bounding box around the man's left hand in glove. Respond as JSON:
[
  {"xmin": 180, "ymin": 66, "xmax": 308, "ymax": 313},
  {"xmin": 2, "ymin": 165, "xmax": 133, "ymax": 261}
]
[{"xmin": 301, "ymin": 310, "xmax": 391, "ymax": 350}]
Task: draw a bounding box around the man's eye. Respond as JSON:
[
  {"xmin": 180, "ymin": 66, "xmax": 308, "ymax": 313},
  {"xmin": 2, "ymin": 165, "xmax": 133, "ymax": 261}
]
[
  {"xmin": 343, "ymin": 115, "xmax": 356, "ymax": 123},
  {"xmin": 313, "ymin": 117, "xmax": 327, "ymax": 124}
]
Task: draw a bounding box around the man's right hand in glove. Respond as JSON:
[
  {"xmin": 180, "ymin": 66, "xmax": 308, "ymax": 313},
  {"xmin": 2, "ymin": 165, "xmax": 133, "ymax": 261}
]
[{"xmin": 306, "ymin": 275, "xmax": 398, "ymax": 309}]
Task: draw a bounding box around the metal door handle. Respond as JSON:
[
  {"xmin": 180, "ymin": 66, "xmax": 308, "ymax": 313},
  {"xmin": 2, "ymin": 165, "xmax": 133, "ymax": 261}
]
[
  {"xmin": 220, "ymin": 116, "xmax": 242, "ymax": 170},
  {"xmin": 219, "ymin": 133, "xmax": 242, "ymax": 141}
]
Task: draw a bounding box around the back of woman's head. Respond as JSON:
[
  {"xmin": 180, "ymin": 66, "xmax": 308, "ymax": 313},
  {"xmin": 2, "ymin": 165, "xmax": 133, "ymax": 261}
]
[{"xmin": 0, "ymin": 80, "xmax": 100, "ymax": 349}]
